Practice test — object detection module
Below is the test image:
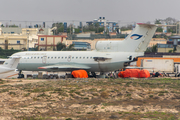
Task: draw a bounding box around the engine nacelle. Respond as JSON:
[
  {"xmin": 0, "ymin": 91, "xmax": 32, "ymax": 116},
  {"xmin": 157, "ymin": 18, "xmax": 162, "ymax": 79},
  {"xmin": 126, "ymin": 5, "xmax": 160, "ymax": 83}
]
[{"xmin": 95, "ymin": 41, "xmax": 122, "ymax": 52}]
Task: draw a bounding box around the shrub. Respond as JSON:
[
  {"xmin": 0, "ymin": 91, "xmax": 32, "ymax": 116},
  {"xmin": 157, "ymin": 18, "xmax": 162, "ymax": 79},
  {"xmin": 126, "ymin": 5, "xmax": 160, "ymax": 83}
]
[{"xmin": 100, "ymin": 91, "xmax": 109, "ymax": 98}]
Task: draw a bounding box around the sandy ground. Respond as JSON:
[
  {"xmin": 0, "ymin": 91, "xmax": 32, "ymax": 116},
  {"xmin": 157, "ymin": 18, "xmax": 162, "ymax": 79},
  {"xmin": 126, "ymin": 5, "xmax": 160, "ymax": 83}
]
[{"xmin": 0, "ymin": 77, "xmax": 180, "ymax": 120}]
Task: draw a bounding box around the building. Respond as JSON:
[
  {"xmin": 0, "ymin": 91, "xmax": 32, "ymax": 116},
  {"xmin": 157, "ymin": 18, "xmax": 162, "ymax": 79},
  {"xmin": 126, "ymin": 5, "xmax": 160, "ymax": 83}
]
[
  {"xmin": 0, "ymin": 34, "xmax": 27, "ymax": 50},
  {"xmin": 72, "ymin": 42, "xmax": 91, "ymax": 50},
  {"xmin": 37, "ymin": 35, "xmax": 67, "ymax": 51},
  {"xmin": 0, "ymin": 27, "xmax": 54, "ymax": 50},
  {"xmin": 157, "ymin": 44, "xmax": 174, "ymax": 52},
  {"xmin": 157, "ymin": 35, "xmax": 180, "ymax": 53},
  {"xmin": 86, "ymin": 17, "xmax": 119, "ymax": 33}
]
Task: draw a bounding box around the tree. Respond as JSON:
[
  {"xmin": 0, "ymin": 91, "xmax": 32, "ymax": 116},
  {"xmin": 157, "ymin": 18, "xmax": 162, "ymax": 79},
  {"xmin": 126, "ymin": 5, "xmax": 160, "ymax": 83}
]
[
  {"xmin": 52, "ymin": 22, "xmax": 64, "ymax": 35},
  {"xmin": 120, "ymin": 24, "xmax": 133, "ymax": 31},
  {"xmin": 155, "ymin": 19, "xmax": 161, "ymax": 24},
  {"xmin": 156, "ymin": 27, "xmax": 163, "ymax": 32},
  {"xmin": 56, "ymin": 42, "xmax": 66, "ymax": 51},
  {"xmin": 56, "ymin": 42, "xmax": 77, "ymax": 51},
  {"xmin": 9, "ymin": 24, "xmax": 18, "ymax": 27},
  {"xmin": 165, "ymin": 17, "xmax": 177, "ymax": 25},
  {"xmin": 62, "ymin": 44, "xmax": 76, "ymax": 51},
  {"xmin": 145, "ymin": 45, "xmax": 157, "ymax": 53},
  {"xmin": 154, "ymin": 19, "xmax": 163, "ymax": 32}
]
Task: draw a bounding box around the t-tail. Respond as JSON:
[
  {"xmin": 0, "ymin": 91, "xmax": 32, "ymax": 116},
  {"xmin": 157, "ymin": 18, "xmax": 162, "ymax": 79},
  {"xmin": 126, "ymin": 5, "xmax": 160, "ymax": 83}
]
[
  {"xmin": 95, "ymin": 23, "xmax": 157, "ymax": 52},
  {"xmin": 123, "ymin": 23, "xmax": 157, "ymax": 52}
]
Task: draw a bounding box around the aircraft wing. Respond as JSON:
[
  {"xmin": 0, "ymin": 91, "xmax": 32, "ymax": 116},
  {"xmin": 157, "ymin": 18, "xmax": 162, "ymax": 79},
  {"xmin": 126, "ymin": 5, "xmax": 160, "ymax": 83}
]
[{"xmin": 38, "ymin": 64, "xmax": 90, "ymax": 70}]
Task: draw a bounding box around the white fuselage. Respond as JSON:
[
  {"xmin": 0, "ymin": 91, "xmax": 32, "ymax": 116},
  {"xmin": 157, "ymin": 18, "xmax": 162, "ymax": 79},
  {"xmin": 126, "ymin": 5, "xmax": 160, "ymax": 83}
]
[{"xmin": 13, "ymin": 51, "xmax": 143, "ymax": 72}]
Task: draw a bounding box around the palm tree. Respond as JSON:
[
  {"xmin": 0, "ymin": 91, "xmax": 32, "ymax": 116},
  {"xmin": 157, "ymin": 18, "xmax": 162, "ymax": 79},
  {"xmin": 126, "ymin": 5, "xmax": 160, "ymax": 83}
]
[
  {"xmin": 56, "ymin": 42, "xmax": 66, "ymax": 51},
  {"xmin": 63, "ymin": 44, "xmax": 76, "ymax": 51},
  {"xmin": 56, "ymin": 42, "xmax": 76, "ymax": 51}
]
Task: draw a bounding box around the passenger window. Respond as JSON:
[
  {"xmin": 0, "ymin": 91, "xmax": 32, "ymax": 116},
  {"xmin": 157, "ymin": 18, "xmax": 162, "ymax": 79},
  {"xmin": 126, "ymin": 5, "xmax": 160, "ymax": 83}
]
[
  {"xmin": 34, "ymin": 57, "xmax": 36, "ymax": 59},
  {"xmin": 83, "ymin": 57, "xmax": 85, "ymax": 59},
  {"xmin": 79, "ymin": 57, "xmax": 81, "ymax": 59},
  {"xmin": 72, "ymin": 57, "xmax": 74, "ymax": 59},
  {"xmin": 65, "ymin": 57, "xmax": 67, "ymax": 59},
  {"xmin": 58, "ymin": 57, "xmax": 60, "ymax": 59},
  {"xmin": 62, "ymin": 57, "xmax": 63, "ymax": 59},
  {"xmin": 87, "ymin": 57, "xmax": 89, "ymax": 59},
  {"xmin": 76, "ymin": 57, "xmax": 78, "ymax": 59},
  {"xmin": 37, "ymin": 57, "xmax": 39, "ymax": 59},
  {"xmin": 90, "ymin": 57, "xmax": 92, "ymax": 59},
  {"xmin": 55, "ymin": 57, "xmax": 56, "ymax": 59}
]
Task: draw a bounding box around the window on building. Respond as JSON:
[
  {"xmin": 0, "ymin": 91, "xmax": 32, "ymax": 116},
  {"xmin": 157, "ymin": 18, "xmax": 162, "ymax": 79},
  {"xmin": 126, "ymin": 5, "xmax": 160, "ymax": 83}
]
[
  {"xmin": 41, "ymin": 38, "xmax": 44, "ymax": 41},
  {"xmin": 17, "ymin": 41, "xmax": 20, "ymax": 44}
]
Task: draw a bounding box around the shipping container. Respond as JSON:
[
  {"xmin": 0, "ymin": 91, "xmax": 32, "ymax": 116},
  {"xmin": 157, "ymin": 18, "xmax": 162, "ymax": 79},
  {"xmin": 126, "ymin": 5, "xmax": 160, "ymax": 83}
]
[{"xmin": 141, "ymin": 59, "xmax": 174, "ymax": 73}]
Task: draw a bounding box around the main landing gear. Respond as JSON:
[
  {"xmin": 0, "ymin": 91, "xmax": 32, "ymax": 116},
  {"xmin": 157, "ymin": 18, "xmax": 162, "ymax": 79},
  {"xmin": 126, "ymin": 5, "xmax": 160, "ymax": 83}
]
[
  {"xmin": 91, "ymin": 72, "xmax": 96, "ymax": 78},
  {"xmin": 18, "ymin": 70, "xmax": 24, "ymax": 78}
]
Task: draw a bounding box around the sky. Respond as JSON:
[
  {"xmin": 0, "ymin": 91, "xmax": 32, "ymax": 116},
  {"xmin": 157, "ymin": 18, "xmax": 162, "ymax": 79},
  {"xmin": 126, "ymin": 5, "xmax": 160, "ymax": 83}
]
[{"xmin": 1, "ymin": 0, "xmax": 180, "ymax": 28}]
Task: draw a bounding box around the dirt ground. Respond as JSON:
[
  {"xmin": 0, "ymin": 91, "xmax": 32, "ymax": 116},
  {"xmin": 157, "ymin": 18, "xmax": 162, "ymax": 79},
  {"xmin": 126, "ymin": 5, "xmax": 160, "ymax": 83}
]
[{"xmin": 0, "ymin": 77, "xmax": 180, "ymax": 120}]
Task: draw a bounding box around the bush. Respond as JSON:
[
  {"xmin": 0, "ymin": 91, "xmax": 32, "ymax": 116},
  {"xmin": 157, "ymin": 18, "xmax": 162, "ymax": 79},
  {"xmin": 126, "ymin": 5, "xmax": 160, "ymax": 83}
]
[{"xmin": 100, "ymin": 91, "xmax": 109, "ymax": 98}]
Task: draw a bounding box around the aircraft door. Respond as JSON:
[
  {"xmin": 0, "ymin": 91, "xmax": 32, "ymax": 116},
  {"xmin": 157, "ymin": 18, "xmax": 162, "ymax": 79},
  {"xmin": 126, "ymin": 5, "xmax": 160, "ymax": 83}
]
[{"xmin": 42, "ymin": 56, "xmax": 47, "ymax": 64}]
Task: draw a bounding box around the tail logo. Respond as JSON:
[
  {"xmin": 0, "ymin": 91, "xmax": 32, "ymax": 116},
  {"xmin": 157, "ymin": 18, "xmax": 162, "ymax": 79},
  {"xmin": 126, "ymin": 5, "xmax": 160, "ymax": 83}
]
[{"xmin": 131, "ymin": 34, "xmax": 143, "ymax": 40}]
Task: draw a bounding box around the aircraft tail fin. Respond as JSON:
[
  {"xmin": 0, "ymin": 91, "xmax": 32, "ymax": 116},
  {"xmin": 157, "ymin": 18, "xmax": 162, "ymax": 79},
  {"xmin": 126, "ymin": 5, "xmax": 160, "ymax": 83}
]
[
  {"xmin": 95, "ymin": 23, "xmax": 157, "ymax": 52},
  {"xmin": 3, "ymin": 56, "xmax": 21, "ymax": 69},
  {"xmin": 123, "ymin": 23, "xmax": 157, "ymax": 52}
]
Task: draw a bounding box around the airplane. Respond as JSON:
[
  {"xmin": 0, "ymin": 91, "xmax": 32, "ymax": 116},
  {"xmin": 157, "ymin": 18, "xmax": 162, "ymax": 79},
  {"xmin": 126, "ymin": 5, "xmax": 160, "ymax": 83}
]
[
  {"xmin": 11, "ymin": 23, "xmax": 157, "ymax": 78},
  {"xmin": 0, "ymin": 56, "xmax": 21, "ymax": 79}
]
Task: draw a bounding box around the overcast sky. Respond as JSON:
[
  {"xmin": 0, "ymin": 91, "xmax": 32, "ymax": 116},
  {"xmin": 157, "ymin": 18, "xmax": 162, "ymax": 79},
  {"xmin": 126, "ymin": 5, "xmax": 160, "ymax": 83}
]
[{"xmin": 1, "ymin": 0, "xmax": 180, "ymax": 27}]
